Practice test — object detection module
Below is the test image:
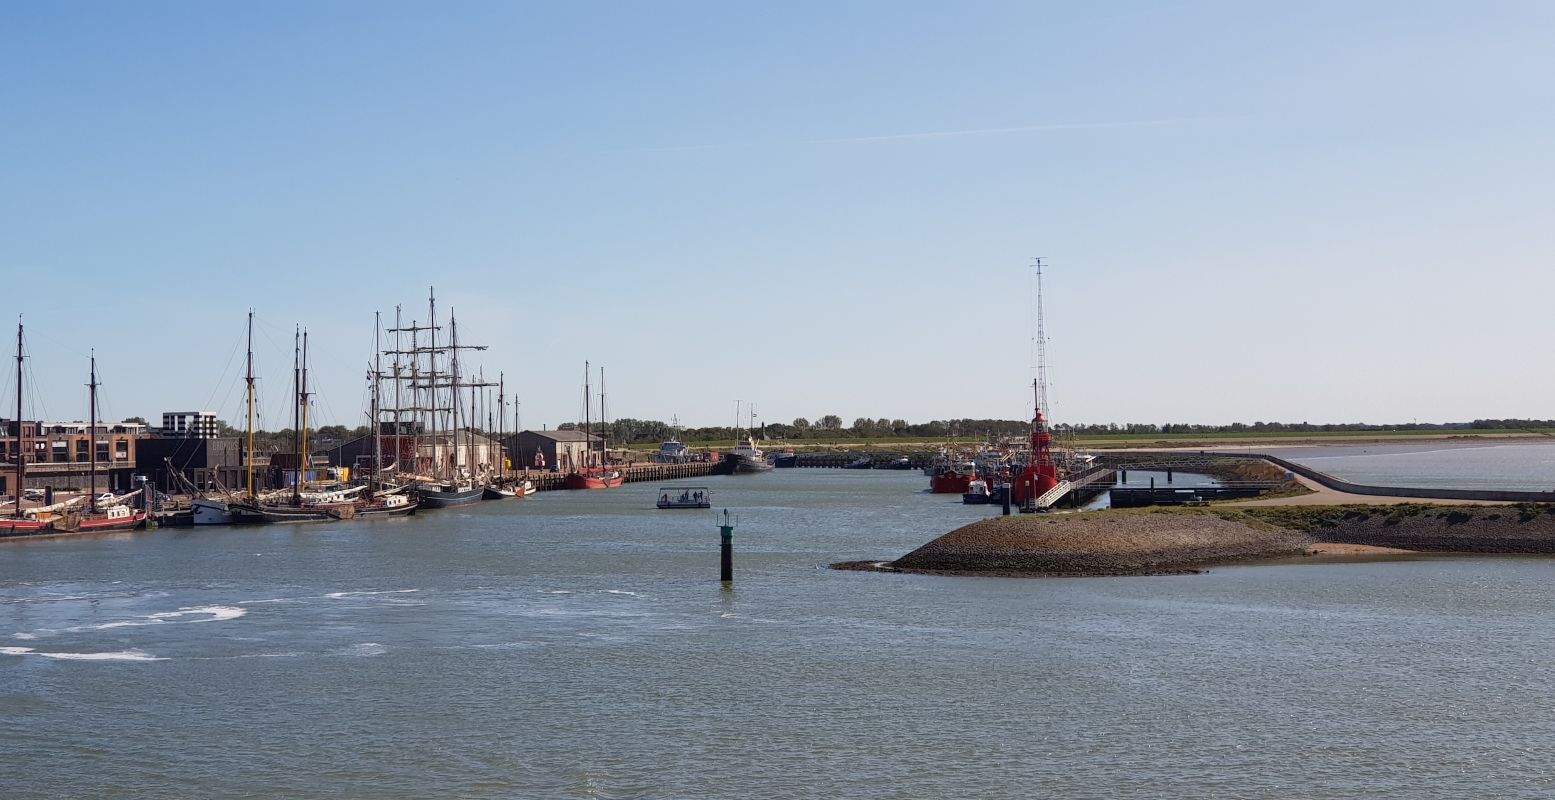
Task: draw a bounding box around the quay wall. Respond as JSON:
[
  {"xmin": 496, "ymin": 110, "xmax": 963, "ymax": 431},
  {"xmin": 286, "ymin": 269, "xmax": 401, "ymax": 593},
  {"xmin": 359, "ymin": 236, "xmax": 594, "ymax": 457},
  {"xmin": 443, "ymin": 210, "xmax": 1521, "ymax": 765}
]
[{"xmin": 521, "ymin": 461, "xmax": 716, "ymax": 492}]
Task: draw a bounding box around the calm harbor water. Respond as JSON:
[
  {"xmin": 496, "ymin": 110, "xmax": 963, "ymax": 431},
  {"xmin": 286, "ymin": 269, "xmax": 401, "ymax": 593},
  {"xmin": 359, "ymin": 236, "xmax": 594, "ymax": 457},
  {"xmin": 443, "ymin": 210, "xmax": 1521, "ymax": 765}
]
[
  {"xmin": 5, "ymin": 467, "xmax": 1555, "ymax": 798},
  {"xmin": 1281, "ymin": 440, "xmax": 1555, "ymax": 492}
]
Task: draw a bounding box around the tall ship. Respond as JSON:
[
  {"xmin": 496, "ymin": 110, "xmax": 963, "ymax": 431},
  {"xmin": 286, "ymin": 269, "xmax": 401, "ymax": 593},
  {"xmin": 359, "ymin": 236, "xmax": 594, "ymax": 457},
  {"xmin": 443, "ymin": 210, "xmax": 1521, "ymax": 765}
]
[
  {"xmin": 386, "ymin": 289, "xmax": 491, "ymax": 508},
  {"xmin": 566, "ymin": 361, "xmax": 623, "ymax": 489},
  {"xmin": 229, "ymin": 324, "xmax": 353, "ymax": 524}
]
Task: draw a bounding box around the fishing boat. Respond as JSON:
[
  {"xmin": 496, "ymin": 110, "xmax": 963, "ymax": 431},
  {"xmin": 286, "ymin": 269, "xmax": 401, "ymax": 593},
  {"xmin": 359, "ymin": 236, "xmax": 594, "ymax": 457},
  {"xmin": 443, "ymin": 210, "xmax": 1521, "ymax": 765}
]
[
  {"xmin": 657, "ymin": 486, "xmax": 711, "ymax": 509},
  {"xmin": 929, "ymin": 461, "xmax": 977, "ymax": 494},
  {"xmin": 712, "ymin": 401, "xmax": 772, "ymax": 475},
  {"xmin": 565, "ymin": 362, "xmax": 623, "ymax": 489},
  {"xmin": 772, "ymin": 448, "xmax": 798, "ymax": 468},
  {"xmin": 844, "ymin": 456, "xmax": 873, "ymax": 469},
  {"xmin": 722, "ymin": 435, "xmax": 773, "ymax": 474},
  {"xmin": 962, "ymin": 478, "xmax": 992, "ymax": 505}
]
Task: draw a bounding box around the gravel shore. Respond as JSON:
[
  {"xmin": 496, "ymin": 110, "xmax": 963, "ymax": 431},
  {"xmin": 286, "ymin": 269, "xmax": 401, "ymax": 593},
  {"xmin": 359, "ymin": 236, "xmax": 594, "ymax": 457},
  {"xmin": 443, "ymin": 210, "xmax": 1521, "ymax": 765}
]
[{"xmin": 836, "ymin": 504, "xmax": 1555, "ymax": 577}]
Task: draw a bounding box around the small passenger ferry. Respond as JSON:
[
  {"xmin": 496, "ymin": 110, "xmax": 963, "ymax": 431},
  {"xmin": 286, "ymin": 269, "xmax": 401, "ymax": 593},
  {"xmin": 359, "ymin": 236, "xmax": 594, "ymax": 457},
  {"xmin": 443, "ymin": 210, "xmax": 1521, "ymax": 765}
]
[{"xmin": 657, "ymin": 486, "xmax": 712, "ymax": 509}]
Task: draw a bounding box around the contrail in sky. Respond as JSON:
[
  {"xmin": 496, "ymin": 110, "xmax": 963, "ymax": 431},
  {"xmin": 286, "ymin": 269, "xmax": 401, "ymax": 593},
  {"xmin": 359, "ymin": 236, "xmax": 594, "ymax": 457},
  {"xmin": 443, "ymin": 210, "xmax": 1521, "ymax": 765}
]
[{"xmin": 612, "ymin": 115, "xmax": 1237, "ymax": 153}]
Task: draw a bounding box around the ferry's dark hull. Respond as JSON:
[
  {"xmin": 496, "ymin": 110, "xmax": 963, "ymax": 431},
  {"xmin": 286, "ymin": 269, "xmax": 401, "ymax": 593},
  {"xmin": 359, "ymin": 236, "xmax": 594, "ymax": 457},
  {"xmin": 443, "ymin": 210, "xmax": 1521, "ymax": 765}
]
[{"xmin": 773, "ymin": 453, "xmax": 798, "ymax": 468}]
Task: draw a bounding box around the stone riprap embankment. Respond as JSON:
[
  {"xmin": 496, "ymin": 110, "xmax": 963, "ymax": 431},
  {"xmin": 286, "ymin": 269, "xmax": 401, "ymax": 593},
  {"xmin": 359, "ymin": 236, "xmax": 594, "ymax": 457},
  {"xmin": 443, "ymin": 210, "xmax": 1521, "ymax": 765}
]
[
  {"xmin": 835, "ymin": 505, "xmax": 1555, "ymax": 577},
  {"xmin": 869, "ymin": 510, "xmax": 1312, "ymax": 577},
  {"xmin": 1242, "ymin": 504, "xmax": 1555, "ymax": 554}
]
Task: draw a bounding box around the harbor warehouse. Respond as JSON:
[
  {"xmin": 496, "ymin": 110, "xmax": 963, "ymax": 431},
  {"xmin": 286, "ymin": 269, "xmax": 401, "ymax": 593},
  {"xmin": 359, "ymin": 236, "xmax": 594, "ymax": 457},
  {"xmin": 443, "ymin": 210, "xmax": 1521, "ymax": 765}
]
[{"xmin": 505, "ymin": 430, "xmax": 603, "ymax": 473}]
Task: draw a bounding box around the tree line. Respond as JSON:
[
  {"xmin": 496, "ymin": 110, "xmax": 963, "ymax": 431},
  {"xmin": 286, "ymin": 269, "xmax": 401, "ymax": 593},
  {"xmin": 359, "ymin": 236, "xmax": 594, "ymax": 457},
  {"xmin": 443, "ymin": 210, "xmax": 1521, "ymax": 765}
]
[{"xmin": 185, "ymin": 416, "xmax": 1555, "ymax": 453}]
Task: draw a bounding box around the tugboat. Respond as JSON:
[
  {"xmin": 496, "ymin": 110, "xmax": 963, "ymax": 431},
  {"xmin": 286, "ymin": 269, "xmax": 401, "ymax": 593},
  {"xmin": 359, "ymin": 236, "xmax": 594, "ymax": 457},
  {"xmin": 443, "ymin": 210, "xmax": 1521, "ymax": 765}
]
[{"xmin": 772, "ymin": 448, "xmax": 798, "ymax": 468}]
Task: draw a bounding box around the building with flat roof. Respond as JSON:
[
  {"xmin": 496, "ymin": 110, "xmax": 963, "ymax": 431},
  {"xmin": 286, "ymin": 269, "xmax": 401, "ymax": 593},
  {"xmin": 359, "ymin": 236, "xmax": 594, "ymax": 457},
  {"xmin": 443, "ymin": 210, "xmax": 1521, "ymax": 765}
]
[
  {"xmin": 161, "ymin": 411, "xmax": 219, "ymax": 438},
  {"xmin": 1, "ymin": 417, "xmax": 147, "ymax": 496}
]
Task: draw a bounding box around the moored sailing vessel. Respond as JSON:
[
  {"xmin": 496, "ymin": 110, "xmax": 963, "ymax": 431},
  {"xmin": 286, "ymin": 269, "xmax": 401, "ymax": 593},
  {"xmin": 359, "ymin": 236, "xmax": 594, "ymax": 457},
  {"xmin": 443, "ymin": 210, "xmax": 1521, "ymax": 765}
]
[
  {"xmin": 565, "ymin": 362, "xmax": 623, "ymax": 489},
  {"xmin": 3, "ymin": 322, "xmax": 52, "ymax": 536}
]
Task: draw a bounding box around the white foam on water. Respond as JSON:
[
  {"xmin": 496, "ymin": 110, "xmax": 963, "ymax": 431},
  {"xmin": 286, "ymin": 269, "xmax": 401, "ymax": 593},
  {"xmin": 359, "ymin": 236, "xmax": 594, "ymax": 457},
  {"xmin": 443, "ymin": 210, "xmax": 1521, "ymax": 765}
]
[
  {"xmin": 12, "ymin": 632, "xmax": 37, "ymax": 640},
  {"xmin": 325, "ymin": 589, "xmax": 418, "ymax": 599},
  {"xmin": 542, "ymin": 590, "xmax": 573, "ymax": 595},
  {"xmin": 237, "ymin": 598, "xmax": 293, "ymax": 605},
  {"xmin": 0, "ymin": 646, "xmax": 166, "ymax": 662},
  {"xmin": 603, "ymin": 590, "xmax": 645, "ymax": 598},
  {"xmin": 64, "ymin": 605, "xmax": 247, "ymax": 632},
  {"xmin": 153, "ymin": 606, "xmax": 246, "ymax": 622},
  {"xmin": 345, "ymin": 642, "xmax": 386, "ymax": 657}
]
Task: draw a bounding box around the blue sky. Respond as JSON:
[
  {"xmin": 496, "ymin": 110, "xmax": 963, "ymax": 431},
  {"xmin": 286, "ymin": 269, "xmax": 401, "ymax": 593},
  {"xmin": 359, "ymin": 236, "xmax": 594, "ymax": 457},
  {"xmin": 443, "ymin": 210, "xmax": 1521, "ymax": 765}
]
[{"xmin": 3, "ymin": 1, "xmax": 1552, "ymax": 430}]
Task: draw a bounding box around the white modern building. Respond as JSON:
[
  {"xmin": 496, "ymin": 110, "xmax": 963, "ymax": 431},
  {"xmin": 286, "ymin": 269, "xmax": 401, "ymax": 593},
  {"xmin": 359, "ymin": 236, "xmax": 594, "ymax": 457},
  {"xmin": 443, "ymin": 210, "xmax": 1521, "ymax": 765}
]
[{"xmin": 161, "ymin": 411, "xmax": 219, "ymax": 439}]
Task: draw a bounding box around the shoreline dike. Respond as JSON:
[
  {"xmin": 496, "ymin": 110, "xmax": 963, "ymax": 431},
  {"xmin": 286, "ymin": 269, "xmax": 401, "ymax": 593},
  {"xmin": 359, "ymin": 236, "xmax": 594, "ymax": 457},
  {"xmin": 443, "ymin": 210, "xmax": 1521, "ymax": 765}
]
[{"xmin": 835, "ymin": 504, "xmax": 1555, "ymax": 578}]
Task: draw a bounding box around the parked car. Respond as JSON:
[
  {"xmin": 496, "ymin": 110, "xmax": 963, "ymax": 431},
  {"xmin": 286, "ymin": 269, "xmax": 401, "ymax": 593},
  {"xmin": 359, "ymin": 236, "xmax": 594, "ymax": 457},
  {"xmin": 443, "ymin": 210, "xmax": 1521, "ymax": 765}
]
[
  {"xmin": 96, "ymin": 492, "xmax": 117, "ymax": 506},
  {"xmin": 23, "ymin": 488, "xmax": 45, "ymax": 501}
]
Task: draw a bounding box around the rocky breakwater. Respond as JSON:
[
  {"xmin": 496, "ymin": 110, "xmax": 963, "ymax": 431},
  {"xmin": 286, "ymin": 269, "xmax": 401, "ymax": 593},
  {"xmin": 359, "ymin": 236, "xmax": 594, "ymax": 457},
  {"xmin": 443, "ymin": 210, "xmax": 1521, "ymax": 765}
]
[
  {"xmin": 839, "ymin": 508, "xmax": 1314, "ymax": 577},
  {"xmin": 1242, "ymin": 504, "xmax": 1555, "ymax": 554},
  {"xmin": 835, "ymin": 504, "xmax": 1555, "ymax": 578}
]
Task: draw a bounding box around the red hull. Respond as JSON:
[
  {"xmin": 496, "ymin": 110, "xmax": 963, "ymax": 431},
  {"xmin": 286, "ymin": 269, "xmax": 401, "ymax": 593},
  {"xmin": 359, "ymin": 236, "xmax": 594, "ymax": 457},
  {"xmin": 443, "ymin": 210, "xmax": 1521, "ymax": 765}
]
[
  {"xmin": 565, "ymin": 471, "xmax": 624, "ymax": 490},
  {"xmin": 0, "ymin": 518, "xmax": 53, "ymax": 535},
  {"xmin": 75, "ymin": 511, "xmax": 149, "ymax": 532},
  {"xmin": 930, "ymin": 473, "xmax": 974, "ymax": 494}
]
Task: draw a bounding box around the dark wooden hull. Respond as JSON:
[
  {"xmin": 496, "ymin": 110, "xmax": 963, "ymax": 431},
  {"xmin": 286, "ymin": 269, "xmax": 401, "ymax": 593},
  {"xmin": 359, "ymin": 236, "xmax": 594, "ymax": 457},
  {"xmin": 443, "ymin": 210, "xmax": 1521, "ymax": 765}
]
[
  {"xmin": 416, "ymin": 485, "xmax": 486, "ymax": 508},
  {"xmin": 228, "ymin": 502, "xmax": 342, "ymax": 524}
]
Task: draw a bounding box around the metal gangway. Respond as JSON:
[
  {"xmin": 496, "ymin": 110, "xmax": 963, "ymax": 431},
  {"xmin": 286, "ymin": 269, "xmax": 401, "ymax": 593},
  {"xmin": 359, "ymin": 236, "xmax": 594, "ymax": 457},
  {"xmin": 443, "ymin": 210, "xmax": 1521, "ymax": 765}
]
[{"xmin": 1031, "ymin": 479, "xmax": 1073, "ymax": 510}]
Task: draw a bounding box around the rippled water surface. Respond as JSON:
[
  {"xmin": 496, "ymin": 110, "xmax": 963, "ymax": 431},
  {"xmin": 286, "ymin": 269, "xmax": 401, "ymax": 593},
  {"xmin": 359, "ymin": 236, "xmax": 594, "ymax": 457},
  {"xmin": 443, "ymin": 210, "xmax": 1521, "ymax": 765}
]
[
  {"xmin": 5, "ymin": 469, "xmax": 1555, "ymax": 798},
  {"xmin": 1281, "ymin": 440, "xmax": 1555, "ymax": 491}
]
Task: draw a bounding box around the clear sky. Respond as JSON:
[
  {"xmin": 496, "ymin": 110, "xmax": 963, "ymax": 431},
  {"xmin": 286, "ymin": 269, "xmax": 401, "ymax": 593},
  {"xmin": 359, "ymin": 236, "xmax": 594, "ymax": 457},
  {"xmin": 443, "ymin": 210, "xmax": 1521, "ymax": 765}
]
[{"xmin": 3, "ymin": 1, "xmax": 1552, "ymax": 431}]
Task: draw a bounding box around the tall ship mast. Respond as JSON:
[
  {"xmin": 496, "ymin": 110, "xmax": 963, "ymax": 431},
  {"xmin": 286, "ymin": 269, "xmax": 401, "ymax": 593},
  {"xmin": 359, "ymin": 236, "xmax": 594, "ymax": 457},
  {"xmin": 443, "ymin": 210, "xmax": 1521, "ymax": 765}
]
[
  {"xmin": 565, "ymin": 360, "xmax": 623, "ymax": 489},
  {"xmin": 398, "ymin": 288, "xmax": 488, "ymax": 508},
  {"xmin": 3, "ymin": 321, "xmax": 50, "ymax": 535},
  {"xmin": 68, "ymin": 351, "xmax": 147, "ymax": 532}
]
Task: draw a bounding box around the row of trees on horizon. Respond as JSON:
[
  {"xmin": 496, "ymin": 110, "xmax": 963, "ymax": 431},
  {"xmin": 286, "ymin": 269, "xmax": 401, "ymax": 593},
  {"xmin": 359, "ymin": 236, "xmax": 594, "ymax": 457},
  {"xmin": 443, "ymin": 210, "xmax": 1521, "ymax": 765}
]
[{"xmin": 112, "ymin": 415, "xmax": 1555, "ymax": 453}]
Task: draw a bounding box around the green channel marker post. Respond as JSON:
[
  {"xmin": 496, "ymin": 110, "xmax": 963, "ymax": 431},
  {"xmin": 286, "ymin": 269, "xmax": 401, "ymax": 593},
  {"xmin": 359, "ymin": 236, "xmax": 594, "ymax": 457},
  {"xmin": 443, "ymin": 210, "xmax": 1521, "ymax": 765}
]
[{"xmin": 719, "ymin": 508, "xmax": 735, "ymax": 583}]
